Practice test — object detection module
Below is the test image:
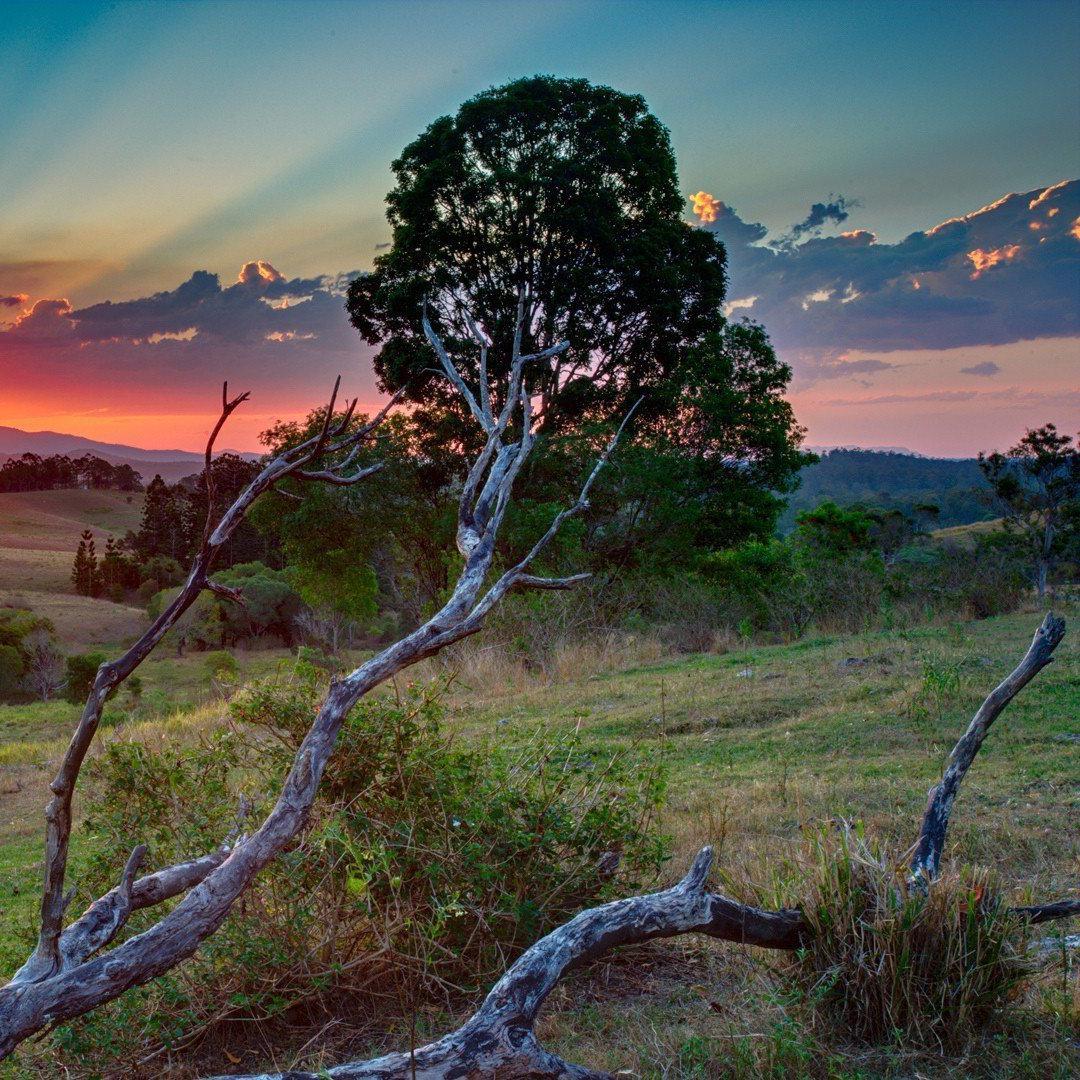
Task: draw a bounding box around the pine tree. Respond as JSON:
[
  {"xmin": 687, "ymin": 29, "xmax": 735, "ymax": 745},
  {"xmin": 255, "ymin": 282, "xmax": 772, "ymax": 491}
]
[
  {"xmin": 135, "ymin": 475, "xmax": 183, "ymax": 560},
  {"xmin": 85, "ymin": 531, "xmax": 101, "ymax": 598},
  {"xmin": 71, "ymin": 532, "xmax": 91, "ymax": 595}
]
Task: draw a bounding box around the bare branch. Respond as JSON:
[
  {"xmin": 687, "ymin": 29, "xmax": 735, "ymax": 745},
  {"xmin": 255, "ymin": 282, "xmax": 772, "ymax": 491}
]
[
  {"xmin": 422, "ymin": 304, "xmax": 486, "ymax": 429},
  {"xmin": 213, "ymin": 847, "xmax": 805, "ymax": 1080},
  {"xmin": 513, "ymin": 573, "xmax": 593, "ymax": 591},
  {"xmin": 909, "ymin": 612, "xmax": 1067, "ymax": 885}
]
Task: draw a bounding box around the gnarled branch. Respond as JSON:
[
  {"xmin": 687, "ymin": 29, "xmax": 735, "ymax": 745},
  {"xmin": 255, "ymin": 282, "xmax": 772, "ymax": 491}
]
[{"xmin": 0, "ymin": 292, "xmax": 635, "ymax": 1060}]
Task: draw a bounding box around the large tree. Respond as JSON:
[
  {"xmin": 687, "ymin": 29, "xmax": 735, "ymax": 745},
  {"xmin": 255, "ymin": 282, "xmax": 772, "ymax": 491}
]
[
  {"xmin": 979, "ymin": 423, "xmax": 1079, "ymax": 598},
  {"xmin": 347, "ymin": 76, "xmax": 808, "ymax": 559}
]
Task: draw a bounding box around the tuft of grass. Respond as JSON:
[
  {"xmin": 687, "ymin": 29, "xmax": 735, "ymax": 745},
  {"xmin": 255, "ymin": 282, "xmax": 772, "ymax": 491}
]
[{"xmin": 787, "ymin": 827, "xmax": 1031, "ymax": 1048}]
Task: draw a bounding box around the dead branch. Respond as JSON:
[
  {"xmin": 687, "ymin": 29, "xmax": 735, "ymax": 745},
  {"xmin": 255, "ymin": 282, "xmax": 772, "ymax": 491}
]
[
  {"xmin": 0, "ymin": 296, "xmax": 633, "ymax": 1059},
  {"xmin": 909, "ymin": 611, "xmax": 1067, "ymax": 885},
  {"xmin": 218, "ymin": 614, "xmax": 1076, "ymax": 1080}
]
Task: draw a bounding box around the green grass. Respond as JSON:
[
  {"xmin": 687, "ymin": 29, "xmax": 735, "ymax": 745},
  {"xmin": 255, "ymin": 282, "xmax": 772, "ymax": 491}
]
[{"xmin": 0, "ymin": 607, "xmax": 1076, "ymax": 1077}]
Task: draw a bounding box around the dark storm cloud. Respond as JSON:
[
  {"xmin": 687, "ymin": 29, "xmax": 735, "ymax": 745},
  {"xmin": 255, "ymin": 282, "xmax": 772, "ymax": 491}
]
[{"xmin": 707, "ymin": 179, "xmax": 1080, "ymax": 363}]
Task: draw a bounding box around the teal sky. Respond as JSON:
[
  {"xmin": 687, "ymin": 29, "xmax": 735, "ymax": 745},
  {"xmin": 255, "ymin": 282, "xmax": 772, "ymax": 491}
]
[
  {"xmin": 1, "ymin": 0, "xmax": 1078, "ymax": 455},
  {"xmin": 3, "ymin": 0, "xmax": 1078, "ymax": 301}
]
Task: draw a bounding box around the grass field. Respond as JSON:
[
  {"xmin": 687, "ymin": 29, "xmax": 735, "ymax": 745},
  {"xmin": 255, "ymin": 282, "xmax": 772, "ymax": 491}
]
[
  {"xmin": 0, "ymin": 604, "xmax": 1076, "ymax": 1077},
  {"xmin": 0, "ymin": 488, "xmax": 146, "ymax": 648}
]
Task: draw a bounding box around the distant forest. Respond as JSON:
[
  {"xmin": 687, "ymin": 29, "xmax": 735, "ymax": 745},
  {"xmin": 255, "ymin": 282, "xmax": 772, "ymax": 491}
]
[
  {"xmin": 0, "ymin": 452, "xmax": 144, "ymax": 493},
  {"xmin": 2, "ymin": 447, "xmax": 995, "ymax": 536},
  {"xmin": 778, "ymin": 449, "xmax": 992, "ymax": 533}
]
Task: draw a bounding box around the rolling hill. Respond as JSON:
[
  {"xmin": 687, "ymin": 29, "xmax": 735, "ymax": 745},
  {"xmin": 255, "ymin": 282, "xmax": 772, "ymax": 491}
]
[
  {"xmin": 0, "ymin": 488, "xmax": 147, "ymax": 648},
  {"xmin": 780, "ymin": 449, "xmax": 993, "ymax": 532}
]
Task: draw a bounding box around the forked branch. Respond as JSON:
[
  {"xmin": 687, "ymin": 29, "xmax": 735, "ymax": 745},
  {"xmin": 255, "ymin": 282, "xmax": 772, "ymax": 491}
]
[
  {"xmin": 224, "ymin": 613, "xmax": 1076, "ymax": 1080},
  {"xmin": 0, "ymin": 292, "xmax": 637, "ymax": 1061}
]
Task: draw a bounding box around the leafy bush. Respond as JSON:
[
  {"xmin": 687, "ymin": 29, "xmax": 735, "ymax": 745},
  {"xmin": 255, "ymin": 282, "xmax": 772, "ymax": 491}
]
[
  {"xmin": 203, "ymin": 649, "xmax": 238, "ymax": 682},
  {"xmin": 0, "ymin": 644, "xmax": 23, "ymax": 698},
  {"xmin": 63, "ymin": 651, "xmax": 107, "ymax": 704},
  {"xmin": 66, "ymin": 672, "xmax": 668, "ymax": 1068}
]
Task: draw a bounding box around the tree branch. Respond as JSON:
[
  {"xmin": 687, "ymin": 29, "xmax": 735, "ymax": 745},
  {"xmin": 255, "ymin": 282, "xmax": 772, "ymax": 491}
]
[{"xmin": 909, "ymin": 612, "xmax": 1067, "ymax": 885}]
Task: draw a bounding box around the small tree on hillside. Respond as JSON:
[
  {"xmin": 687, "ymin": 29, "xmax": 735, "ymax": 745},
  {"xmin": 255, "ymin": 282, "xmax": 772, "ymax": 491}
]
[
  {"xmin": 978, "ymin": 423, "xmax": 1080, "ymax": 598},
  {"xmin": 70, "ymin": 530, "xmax": 100, "ymax": 597},
  {"xmin": 21, "ymin": 629, "xmax": 65, "ymax": 702}
]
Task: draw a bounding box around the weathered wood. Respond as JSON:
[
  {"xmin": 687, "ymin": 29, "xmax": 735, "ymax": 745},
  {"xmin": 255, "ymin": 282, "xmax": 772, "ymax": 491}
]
[
  {"xmin": 215, "ymin": 847, "xmax": 806, "ymax": 1080},
  {"xmin": 0, "ymin": 304, "xmax": 634, "ymax": 1060},
  {"xmin": 0, "ymin": 296, "xmax": 1075, "ymax": 1073},
  {"xmin": 909, "ymin": 611, "xmax": 1067, "ymax": 885}
]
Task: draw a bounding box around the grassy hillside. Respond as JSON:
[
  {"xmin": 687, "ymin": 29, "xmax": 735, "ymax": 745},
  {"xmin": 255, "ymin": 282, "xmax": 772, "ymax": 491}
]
[
  {"xmin": 0, "ymin": 607, "xmax": 1075, "ymax": 1077},
  {"xmin": 0, "ymin": 489, "xmax": 146, "ymax": 648}
]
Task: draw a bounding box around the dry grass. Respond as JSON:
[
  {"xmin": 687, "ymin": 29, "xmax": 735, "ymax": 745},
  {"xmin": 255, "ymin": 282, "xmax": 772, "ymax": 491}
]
[
  {"xmin": 0, "ymin": 488, "xmax": 147, "ymax": 649},
  {"xmin": 0, "ymin": 607, "xmax": 1076, "ymax": 1077}
]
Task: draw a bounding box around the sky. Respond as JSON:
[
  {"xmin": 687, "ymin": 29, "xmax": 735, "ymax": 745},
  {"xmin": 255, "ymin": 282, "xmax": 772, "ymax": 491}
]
[{"xmin": 1, "ymin": 0, "xmax": 1078, "ymax": 456}]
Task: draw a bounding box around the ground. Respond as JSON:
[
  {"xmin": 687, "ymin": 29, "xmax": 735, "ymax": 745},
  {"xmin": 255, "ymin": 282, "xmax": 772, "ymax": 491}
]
[{"xmin": 0, "ymin": 603, "xmax": 1076, "ymax": 1077}]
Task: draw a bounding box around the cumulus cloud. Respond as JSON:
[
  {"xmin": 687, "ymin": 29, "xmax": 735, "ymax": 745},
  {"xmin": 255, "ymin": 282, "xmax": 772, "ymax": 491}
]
[
  {"xmin": 0, "ymin": 261, "xmax": 379, "ymax": 416},
  {"xmin": 53, "ymin": 263, "xmax": 357, "ymax": 346},
  {"xmin": 959, "ymin": 360, "xmax": 1002, "ymax": 377},
  {"xmin": 0, "ymin": 294, "xmax": 27, "ymax": 308},
  {"xmin": 6, "ymin": 298, "xmax": 77, "ymax": 341},
  {"xmin": 702, "ymin": 178, "xmax": 1080, "ymax": 372}
]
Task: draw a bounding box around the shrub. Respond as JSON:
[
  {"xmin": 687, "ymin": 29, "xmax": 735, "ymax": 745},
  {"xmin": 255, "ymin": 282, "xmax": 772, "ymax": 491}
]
[
  {"xmin": 780, "ymin": 828, "xmax": 1030, "ymax": 1048},
  {"xmin": 0, "ymin": 644, "xmax": 23, "ymax": 699},
  {"xmin": 66, "ymin": 675, "xmax": 668, "ymax": 1068},
  {"xmin": 63, "ymin": 651, "xmax": 107, "ymax": 704},
  {"xmin": 203, "ymin": 649, "xmax": 238, "ymax": 682}
]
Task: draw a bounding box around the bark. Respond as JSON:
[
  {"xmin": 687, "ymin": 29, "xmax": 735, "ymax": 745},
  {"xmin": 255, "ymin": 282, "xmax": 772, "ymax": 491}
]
[
  {"xmin": 215, "ymin": 847, "xmax": 805, "ymax": 1080},
  {"xmin": 0, "ymin": 305, "xmax": 631, "ymax": 1060}
]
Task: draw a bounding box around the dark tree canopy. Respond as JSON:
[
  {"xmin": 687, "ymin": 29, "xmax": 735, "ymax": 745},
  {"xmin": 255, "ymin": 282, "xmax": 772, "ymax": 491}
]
[
  {"xmin": 346, "ymin": 74, "xmax": 727, "ymax": 440},
  {"xmin": 347, "ymin": 75, "xmax": 809, "ymax": 564}
]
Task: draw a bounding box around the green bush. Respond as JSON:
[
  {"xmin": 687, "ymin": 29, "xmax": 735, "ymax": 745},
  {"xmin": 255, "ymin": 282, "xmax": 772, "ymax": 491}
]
[
  {"xmin": 63, "ymin": 652, "xmax": 107, "ymax": 704},
  {"xmin": 66, "ymin": 675, "xmax": 668, "ymax": 1068},
  {"xmin": 0, "ymin": 644, "xmax": 23, "ymax": 698},
  {"xmin": 203, "ymin": 649, "xmax": 239, "ymax": 682}
]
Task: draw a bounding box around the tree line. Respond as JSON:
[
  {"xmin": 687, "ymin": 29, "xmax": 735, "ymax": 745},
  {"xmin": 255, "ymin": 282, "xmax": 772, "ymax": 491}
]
[{"xmin": 0, "ymin": 453, "xmax": 143, "ymax": 493}]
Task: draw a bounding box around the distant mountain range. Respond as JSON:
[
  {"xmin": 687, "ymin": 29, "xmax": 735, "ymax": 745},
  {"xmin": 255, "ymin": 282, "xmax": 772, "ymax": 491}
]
[{"xmin": 0, "ymin": 426, "xmax": 258, "ymax": 483}]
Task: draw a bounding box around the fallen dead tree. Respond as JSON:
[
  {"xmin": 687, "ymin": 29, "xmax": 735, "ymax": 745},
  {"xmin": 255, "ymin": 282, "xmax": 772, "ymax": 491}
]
[{"xmin": 217, "ymin": 613, "xmax": 1076, "ymax": 1080}]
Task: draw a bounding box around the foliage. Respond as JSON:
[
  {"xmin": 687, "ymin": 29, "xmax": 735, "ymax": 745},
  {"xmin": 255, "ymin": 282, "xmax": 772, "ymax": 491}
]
[
  {"xmin": 65, "ymin": 674, "xmax": 668, "ymax": 1067},
  {"xmin": 0, "ymin": 452, "xmax": 142, "ymax": 493},
  {"xmin": 70, "ymin": 529, "xmax": 99, "ymax": 597},
  {"xmin": 347, "ymin": 74, "xmax": 725, "ymax": 439},
  {"xmin": 778, "ymin": 449, "xmax": 992, "ymax": 533},
  {"xmin": 63, "ymin": 652, "xmax": 107, "ymax": 704},
  {"xmin": 150, "ymin": 562, "xmax": 302, "ymax": 651},
  {"xmin": 978, "ymin": 423, "xmax": 1080, "ymax": 596},
  {"xmin": 0, "ymin": 607, "xmax": 60, "ymax": 703},
  {"xmin": 346, "ymin": 75, "xmax": 809, "ymax": 574},
  {"xmin": 130, "ymin": 456, "xmax": 268, "ymax": 570}
]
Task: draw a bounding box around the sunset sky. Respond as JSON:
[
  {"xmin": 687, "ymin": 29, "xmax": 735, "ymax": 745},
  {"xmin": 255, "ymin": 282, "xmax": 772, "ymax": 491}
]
[{"xmin": 1, "ymin": 0, "xmax": 1078, "ymax": 456}]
